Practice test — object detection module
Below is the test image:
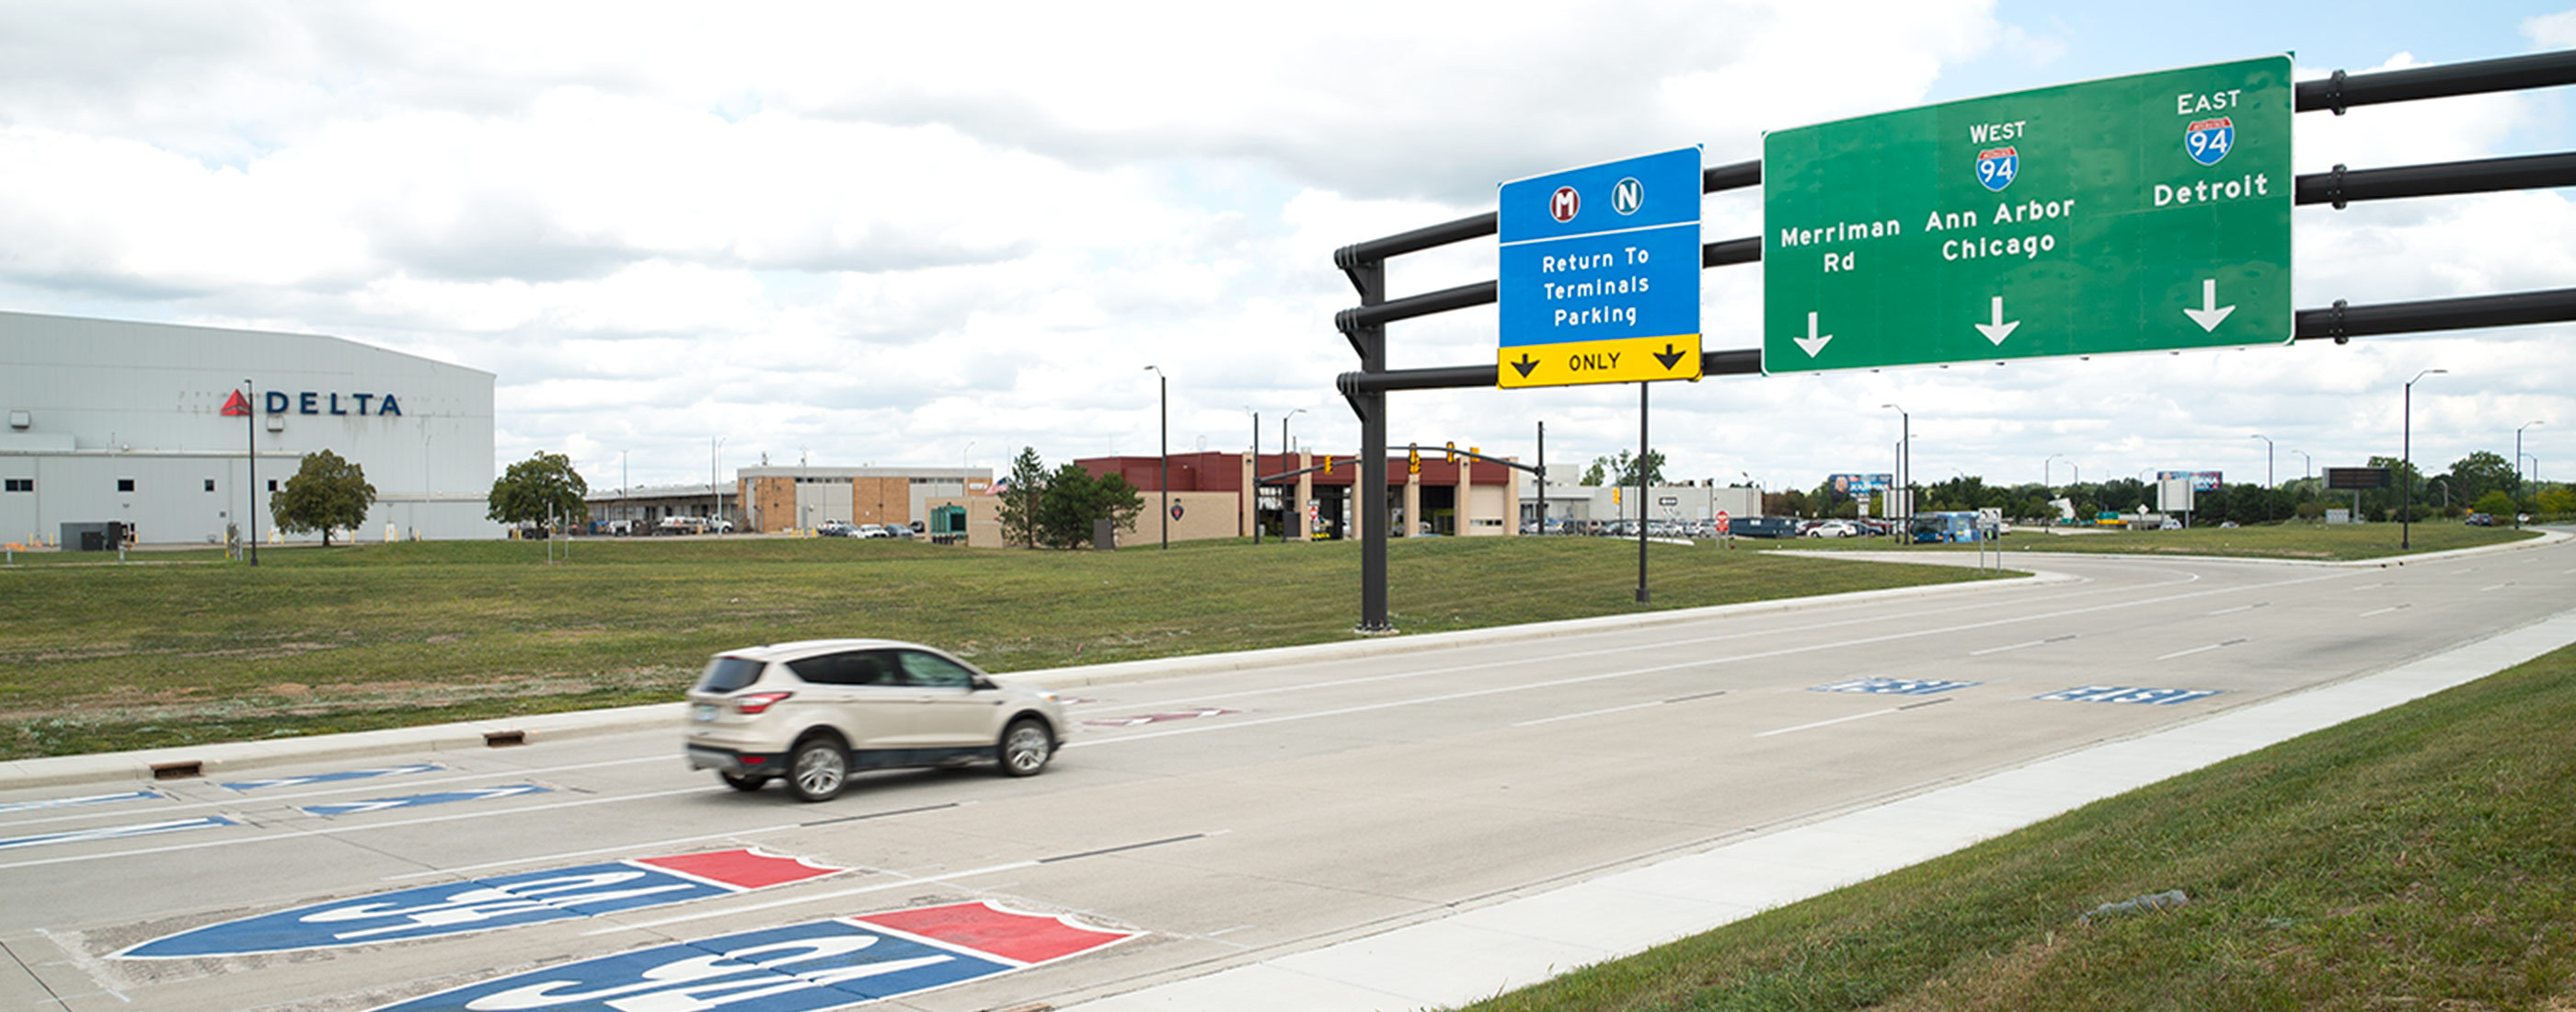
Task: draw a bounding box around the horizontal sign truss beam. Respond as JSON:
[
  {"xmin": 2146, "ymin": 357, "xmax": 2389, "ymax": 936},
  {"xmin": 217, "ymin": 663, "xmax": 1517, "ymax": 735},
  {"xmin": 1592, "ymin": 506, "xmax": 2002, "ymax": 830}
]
[
  {"xmin": 2298, "ymin": 152, "xmax": 2576, "ymax": 207},
  {"xmin": 2296, "ymin": 50, "xmax": 2576, "ymax": 114},
  {"xmin": 1337, "ymin": 291, "xmax": 2576, "ymax": 395},
  {"xmin": 1335, "ymin": 155, "xmax": 2576, "ymax": 337},
  {"xmin": 1331, "ymin": 159, "xmax": 1761, "ymax": 286}
]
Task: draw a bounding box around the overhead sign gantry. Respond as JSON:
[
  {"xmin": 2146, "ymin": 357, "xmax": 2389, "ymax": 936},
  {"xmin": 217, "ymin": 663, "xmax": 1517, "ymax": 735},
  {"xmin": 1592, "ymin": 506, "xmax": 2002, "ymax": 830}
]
[{"xmin": 1763, "ymin": 55, "xmax": 2294, "ymax": 373}]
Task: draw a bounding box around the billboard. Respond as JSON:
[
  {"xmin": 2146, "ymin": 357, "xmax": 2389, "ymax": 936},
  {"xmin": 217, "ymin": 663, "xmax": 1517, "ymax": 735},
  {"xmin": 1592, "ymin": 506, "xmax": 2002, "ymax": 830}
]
[
  {"xmin": 1830, "ymin": 473, "xmax": 1895, "ymax": 494},
  {"xmin": 2156, "ymin": 470, "xmax": 2224, "ymax": 491}
]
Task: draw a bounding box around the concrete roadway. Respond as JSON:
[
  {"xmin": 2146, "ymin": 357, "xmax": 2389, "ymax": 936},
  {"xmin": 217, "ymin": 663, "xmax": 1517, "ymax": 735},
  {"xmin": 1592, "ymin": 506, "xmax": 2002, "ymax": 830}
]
[{"xmin": 3, "ymin": 535, "xmax": 2572, "ymax": 1012}]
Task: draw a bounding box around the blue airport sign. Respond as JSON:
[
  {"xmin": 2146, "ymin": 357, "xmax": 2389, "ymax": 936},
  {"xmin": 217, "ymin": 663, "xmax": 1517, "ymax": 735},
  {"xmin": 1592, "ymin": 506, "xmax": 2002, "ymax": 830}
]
[{"xmin": 1498, "ymin": 146, "xmax": 1703, "ymax": 387}]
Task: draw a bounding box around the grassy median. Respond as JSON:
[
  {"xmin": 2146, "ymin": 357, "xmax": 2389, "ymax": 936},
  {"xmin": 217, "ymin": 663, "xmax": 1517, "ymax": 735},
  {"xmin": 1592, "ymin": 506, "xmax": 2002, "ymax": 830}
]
[
  {"xmin": 1454, "ymin": 641, "xmax": 2576, "ymax": 1012},
  {"xmin": 0, "ymin": 535, "xmax": 1997, "ymax": 759},
  {"xmin": 1774, "ymin": 521, "xmax": 2540, "ymax": 562}
]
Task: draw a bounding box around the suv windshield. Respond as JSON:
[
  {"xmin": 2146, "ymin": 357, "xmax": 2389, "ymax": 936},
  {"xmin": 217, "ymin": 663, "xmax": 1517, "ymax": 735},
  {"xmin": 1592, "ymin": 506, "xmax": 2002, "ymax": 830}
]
[{"xmin": 694, "ymin": 656, "xmax": 766, "ymax": 694}]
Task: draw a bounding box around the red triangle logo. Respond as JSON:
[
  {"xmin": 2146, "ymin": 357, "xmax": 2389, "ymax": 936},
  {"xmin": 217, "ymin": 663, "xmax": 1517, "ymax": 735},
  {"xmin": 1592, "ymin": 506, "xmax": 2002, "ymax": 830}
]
[{"xmin": 220, "ymin": 390, "xmax": 251, "ymax": 416}]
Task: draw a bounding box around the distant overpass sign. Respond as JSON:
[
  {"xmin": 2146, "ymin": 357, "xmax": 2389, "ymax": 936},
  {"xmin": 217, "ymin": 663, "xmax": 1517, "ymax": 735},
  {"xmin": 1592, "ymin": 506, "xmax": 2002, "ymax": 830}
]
[
  {"xmin": 1763, "ymin": 56, "xmax": 2294, "ymax": 374},
  {"xmin": 1499, "ymin": 146, "xmax": 1703, "ymax": 388}
]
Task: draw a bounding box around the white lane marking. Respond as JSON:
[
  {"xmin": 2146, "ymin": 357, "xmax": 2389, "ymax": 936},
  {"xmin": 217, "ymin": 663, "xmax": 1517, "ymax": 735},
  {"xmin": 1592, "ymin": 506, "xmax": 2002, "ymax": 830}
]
[
  {"xmin": 383, "ymin": 822, "xmax": 811, "ymax": 880},
  {"xmin": 2351, "ymin": 583, "xmax": 2386, "ymax": 592},
  {"xmin": 1077, "ymin": 571, "xmax": 2355, "ymax": 751},
  {"xmin": 0, "ymin": 816, "xmax": 236, "ymax": 851},
  {"xmin": 4, "ymin": 754, "xmax": 678, "ymax": 829},
  {"xmin": 1084, "ymin": 571, "xmax": 2191, "ymax": 715},
  {"xmin": 2359, "ymin": 604, "xmax": 2410, "ymax": 617},
  {"xmin": 2205, "ymin": 602, "xmax": 2268, "ymax": 615},
  {"xmin": 1970, "ymin": 634, "xmax": 2076, "ymax": 657},
  {"xmin": 2479, "ymin": 583, "xmax": 2513, "ymax": 592},
  {"xmin": 0, "ymin": 785, "xmax": 724, "ymax": 871},
  {"xmin": 1755, "ymin": 708, "xmax": 1901, "ymax": 739},
  {"xmin": 583, "ymin": 857, "xmax": 1043, "ymax": 935},
  {"xmin": 2155, "ymin": 638, "xmax": 2250, "ymax": 661},
  {"xmin": 1512, "ymin": 701, "xmax": 1664, "ymax": 728},
  {"xmin": 0, "ymin": 789, "xmax": 162, "ymax": 815}
]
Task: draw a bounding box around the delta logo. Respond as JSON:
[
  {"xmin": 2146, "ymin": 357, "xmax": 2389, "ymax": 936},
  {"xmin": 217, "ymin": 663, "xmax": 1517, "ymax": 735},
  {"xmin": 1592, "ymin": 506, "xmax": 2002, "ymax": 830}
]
[{"xmin": 222, "ymin": 388, "xmax": 403, "ymax": 417}]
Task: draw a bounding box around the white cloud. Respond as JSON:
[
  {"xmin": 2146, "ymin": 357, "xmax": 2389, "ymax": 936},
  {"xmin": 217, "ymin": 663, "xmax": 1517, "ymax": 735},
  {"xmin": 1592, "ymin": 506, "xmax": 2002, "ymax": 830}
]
[{"xmin": 0, "ymin": 0, "xmax": 2566, "ymax": 495}]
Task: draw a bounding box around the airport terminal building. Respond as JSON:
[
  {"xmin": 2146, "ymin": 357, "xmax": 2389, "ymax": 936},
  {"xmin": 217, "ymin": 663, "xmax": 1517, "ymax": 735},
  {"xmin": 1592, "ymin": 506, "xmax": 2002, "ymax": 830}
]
[{"xmin": 0, "ymin": 311, "xmax": 498, "ymax": 546}]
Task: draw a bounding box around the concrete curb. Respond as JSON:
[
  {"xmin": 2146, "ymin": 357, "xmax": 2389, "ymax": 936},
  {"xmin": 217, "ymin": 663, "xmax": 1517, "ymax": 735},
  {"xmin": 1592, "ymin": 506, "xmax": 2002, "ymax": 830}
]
[{"xmin": 0, "ymin": 569, "xmax": 2061, "ymax": 790}]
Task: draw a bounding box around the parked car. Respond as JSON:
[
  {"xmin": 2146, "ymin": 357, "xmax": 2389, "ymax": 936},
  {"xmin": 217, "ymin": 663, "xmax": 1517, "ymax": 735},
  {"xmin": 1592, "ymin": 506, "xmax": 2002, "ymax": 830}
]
[
  {"xmin": 856, "ymin": 523, "xmax": 892, "ymax": 538},
  {"xmin": 1804, "ymin": 520, "xmax": 1857, "ymax": 538},
  {"xmin": 2465, "ymin": 512, "xmax": 2495, "ymax": 526},
  {"xmin": 655, "ymin": 516, "xmax": 710, "ymax": 535},
  {"xmin": 883, "ymin": 524, "xmax": 915, "ymax": 539},
  {"xmin": 817, "ymin": 520, "xmax": 855, "ymax": 537},
  {"xmin": 684, "ymin": 638, "xmax": 1066, "ymax": 802}
]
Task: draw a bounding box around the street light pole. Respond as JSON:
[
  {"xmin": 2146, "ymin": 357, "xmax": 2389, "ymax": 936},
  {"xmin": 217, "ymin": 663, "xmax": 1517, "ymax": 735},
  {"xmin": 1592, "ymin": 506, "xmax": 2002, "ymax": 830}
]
[
  {"xmin": 1248, "ymin": 408, "xmax": 1259, "ymax": 545},
  {"xmin": 2402, "ymin": 368, "xmax": 2446, "ymax": 550},
  {"xmin": 1144, "ymin": 366, "xmax": 1167, "ymax": 549},
  {"xmin": 2045, "ymin": 453, "xmax": 2064, "ymax": 489},
  {"xmin": 2249, "ymin": 433, "xmax": 2273, "ymax": 522},
  {"xmin": 1880, "ymin": 403, "xmax": 1908, "ymax": 519},
  {"xmin": 2517, "ymin": 420, "xmax": 2546, "ymax": 528},
  {"xmin": 246, "ymin": 378, "xmax": 259, "ymax": 566}
]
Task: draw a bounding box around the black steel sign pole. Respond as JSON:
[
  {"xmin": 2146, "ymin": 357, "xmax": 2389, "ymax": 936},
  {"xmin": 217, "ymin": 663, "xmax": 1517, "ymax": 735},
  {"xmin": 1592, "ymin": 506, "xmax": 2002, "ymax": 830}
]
[{"xmin": 1636, "ymin": 384, "xmax": 1650, "ymax": 604}]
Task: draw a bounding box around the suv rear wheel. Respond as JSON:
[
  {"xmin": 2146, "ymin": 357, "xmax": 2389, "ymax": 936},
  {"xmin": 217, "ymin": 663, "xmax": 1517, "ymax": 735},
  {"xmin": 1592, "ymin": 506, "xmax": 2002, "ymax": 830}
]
[{"xmin": 787, "ymin": 735, "xmax": 849, "ymax": 801}]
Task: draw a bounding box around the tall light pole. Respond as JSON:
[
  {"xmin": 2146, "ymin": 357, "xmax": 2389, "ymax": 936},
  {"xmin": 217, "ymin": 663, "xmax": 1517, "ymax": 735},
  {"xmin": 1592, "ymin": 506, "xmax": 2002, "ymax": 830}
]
[
  {"xmin": 1144, "ymin": 365, "xmax": 1167, "ymax": 549},
  {"xmin": 960, "ymin": 440, "xmax": 977, "ymax": 498},
  {"xmin": 2292, "ymin": 449, "xmax": 2312, "ymax": 484},
  {"xmin": 1282, "ymin": 408, "xmax": 1305, "ymax": 458},
  {"xmin": 1880, "ymin": 403, "xmax": 1908, "ymax": 519},
  {"xmin": 2402, "ymin": 368, "xmax": 2446, "ymax": 550},
  {"xmin": 2249, "ymin": 433, "xmax": 2273, "ymax": 522},
  {"xmin": 246, "ymin": 378, "xmax": 259, "ymax": 566},
  {"xmin": 711, "ymin": 436, "xmax": 727, "ymax": 532},
  {"xmin": 1248, "ymin": 407, "xmax": 1259, "ymax": 545},
  {"xmin": 2517, "ymin": 419, "xmax": 2546, "ymax": 489},
  {"xmin": 2045, "ymin": 453, "xmax": 2065, "ymax": 489}
]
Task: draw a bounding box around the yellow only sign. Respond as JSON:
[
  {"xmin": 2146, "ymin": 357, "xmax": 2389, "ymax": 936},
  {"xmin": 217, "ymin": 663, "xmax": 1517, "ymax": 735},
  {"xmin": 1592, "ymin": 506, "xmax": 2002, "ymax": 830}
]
[{"xmin": 1499, "ymin": 333, "xmax": 1702, "ymax": 388}]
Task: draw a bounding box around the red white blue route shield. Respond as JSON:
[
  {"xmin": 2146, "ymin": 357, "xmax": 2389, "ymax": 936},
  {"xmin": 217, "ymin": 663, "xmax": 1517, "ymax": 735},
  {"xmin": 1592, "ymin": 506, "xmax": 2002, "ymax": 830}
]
[{"xmin": 362, "ymin": 902, "xmax": 1138, "ymax": 1012}]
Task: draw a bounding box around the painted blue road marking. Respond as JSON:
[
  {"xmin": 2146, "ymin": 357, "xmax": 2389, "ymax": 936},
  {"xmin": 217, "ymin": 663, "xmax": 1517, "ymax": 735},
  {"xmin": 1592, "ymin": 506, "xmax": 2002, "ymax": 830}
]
[
  {"xmin": 300, "ymin": 785, "xmax": 546, "ymax": 817},
  {"xmin": 224, "ymin": 763, "xmax": 444, "ymax": 792},
  {"xmin": 0, "ymin": 789, "xmax": 163, "ymax": 813},
  {"xmin": 367, "ymin": 919, "xmax": 1010, "ymax": 1012},
  {"xmin": 1811, "ymin": 677, "xmax": 1980, "ymax": 696},
  {"xmin": 365, "ymin": 903, "xmax": 1139, "ymax": 1012},
  {"xmin": 2035, "ymin": 685, "xmax": 2223, "ymax": 706},
  {"xmin": 119, "ymin": 848, "xmax": 845, "ymax": 959},
  {"xmin": 0, "ymin": 816, "xmax": 237, "ymax": 851}
]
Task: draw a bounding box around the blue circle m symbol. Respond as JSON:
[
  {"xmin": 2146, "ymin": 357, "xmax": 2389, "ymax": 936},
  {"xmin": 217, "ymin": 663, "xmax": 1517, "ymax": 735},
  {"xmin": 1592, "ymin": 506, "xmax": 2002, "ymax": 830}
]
[{"xmin": 1611, "ymin": 177, "xmax": 1643, "ymax": 215}]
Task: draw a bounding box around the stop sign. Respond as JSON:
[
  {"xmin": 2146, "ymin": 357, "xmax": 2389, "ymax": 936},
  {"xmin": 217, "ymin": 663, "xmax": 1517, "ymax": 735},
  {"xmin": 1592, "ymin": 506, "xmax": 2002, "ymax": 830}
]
[{"xmin": 1715, "ymin": 511, "xmax": 1731, "ymax": 535}]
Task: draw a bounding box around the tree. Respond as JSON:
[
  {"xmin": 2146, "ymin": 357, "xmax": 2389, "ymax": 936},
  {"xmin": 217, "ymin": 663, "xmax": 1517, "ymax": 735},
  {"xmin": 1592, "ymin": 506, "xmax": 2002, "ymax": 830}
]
[
  {"xmin": 2444, "ymin": 451, "xmax": 2518, "ymax": 503},
  {"xmin": 487, "ymin": 452, "xmax": 590, "ymax": 534},
  {"xmin": 272, "ymin": 450, "xmax": 376, "ymax": 546},
  {"xmin": 2470, "ymin": 489, "xmax": 2518, "ymax": 518},
  {"xmin": 1592, "ymin": 449, "xmax": 1666, "ymax": 487},
  {"xmin": 1033, "ymin": 463, "xmax": 1144, "ymax": 548},
  {"xmin": 997, "ymin": 447, "xmax": 1049, "ymax": 548}
]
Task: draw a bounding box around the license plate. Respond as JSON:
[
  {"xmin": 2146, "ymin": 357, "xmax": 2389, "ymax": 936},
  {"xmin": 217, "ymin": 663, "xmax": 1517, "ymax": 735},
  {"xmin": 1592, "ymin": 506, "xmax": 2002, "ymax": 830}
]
[{"xmin": 692, "ymin": 703, "xmax": 718, "ymax": 722}]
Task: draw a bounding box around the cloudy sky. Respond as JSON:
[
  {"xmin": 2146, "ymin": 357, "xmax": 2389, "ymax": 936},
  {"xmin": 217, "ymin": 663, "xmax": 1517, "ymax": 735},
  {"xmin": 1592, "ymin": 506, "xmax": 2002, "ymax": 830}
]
[{"xmin": 3, "ymin": 1, "xmax": 2571, "ymax": 495}]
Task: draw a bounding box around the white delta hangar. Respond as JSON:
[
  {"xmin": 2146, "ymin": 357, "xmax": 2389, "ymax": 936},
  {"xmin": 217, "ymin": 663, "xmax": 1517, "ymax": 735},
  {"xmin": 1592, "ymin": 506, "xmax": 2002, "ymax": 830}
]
[{"xmin": 0, "ymin": 310, "xmax": 497, "ymax": 546}]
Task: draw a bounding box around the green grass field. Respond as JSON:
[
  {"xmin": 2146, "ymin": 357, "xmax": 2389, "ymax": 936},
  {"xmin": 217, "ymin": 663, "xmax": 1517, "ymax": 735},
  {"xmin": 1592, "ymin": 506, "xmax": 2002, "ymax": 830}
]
[
  {"xmin": 0, "ymin": 535, "xmax": 1998, "ymax": 759},
  {"xmin": 1454, "ymin": 640, "xmax": 2576, "ymax": 1012},
  {"xmin": 1775, "ymin": 520, "xmax": 2539, "ymax": 561}
]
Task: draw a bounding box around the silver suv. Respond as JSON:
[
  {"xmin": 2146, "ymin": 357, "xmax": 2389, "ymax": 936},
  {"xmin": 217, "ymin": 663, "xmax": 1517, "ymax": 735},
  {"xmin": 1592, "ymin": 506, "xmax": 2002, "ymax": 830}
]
[{"xmin": 683, "ymin": 638, "xmax": 1065, "ymax": 801}]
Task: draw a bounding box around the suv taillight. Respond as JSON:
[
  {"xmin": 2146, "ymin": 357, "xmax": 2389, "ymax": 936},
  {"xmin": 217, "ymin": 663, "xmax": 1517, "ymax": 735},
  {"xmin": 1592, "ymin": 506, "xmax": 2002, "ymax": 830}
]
[{"xmin": 734, "ymin": 691, "xmax": 793, "ymax": 715}]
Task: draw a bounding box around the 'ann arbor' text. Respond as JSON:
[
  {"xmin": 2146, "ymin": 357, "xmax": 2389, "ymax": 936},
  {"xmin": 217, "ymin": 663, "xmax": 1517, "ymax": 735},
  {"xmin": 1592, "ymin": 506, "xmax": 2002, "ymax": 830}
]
[{"xmin": 1538, "ymin": 248, "xmax": 1650, "ymax": 327}]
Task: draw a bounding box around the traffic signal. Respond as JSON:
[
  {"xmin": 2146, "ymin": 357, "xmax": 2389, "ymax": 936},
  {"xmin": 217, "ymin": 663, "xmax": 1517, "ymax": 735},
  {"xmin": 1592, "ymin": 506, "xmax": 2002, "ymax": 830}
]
[
  {"xmin": 1445, "ymin": 441, "xmax": 1456, "ymax": 464},
  {"xmin": 1408, "ymin": 447, "xmax": 1421, "ymax": 475},
  {"xmin": 1323, "ymin": 454, "xmax": 1335, "ymax": 475}
]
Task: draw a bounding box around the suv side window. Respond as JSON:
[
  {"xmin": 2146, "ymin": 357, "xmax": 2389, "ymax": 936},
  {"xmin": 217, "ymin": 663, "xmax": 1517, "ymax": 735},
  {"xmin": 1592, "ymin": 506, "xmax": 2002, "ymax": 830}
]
[
  {"xmin": 892, "ymin": 650, "xmax": 977, "ymax": 689},
  {"xmin": 787, "ymin": 650, "xmax": 893, "ymax": 685},
  {"xmin": 694, "ymin": 656, "xmax": 767, "ymax": 693}
]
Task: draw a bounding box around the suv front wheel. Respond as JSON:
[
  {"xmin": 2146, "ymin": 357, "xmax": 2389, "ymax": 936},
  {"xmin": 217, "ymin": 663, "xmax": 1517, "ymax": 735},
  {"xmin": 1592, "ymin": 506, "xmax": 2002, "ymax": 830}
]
[
  {"xmin": 788, "ymin": 734, "xmax": 850, "ymax": 802},
  {"xmin": 999, "ymin": 718, "xmax": 1053, "ymax": 777}
]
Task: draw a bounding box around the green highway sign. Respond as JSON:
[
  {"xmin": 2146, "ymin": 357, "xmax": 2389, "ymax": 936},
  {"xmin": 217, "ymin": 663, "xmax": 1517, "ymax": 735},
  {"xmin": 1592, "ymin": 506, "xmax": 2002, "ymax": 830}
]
[{"xmin": 1762, "ymin": 55, "xmax": 2293, "ymax": 374}]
